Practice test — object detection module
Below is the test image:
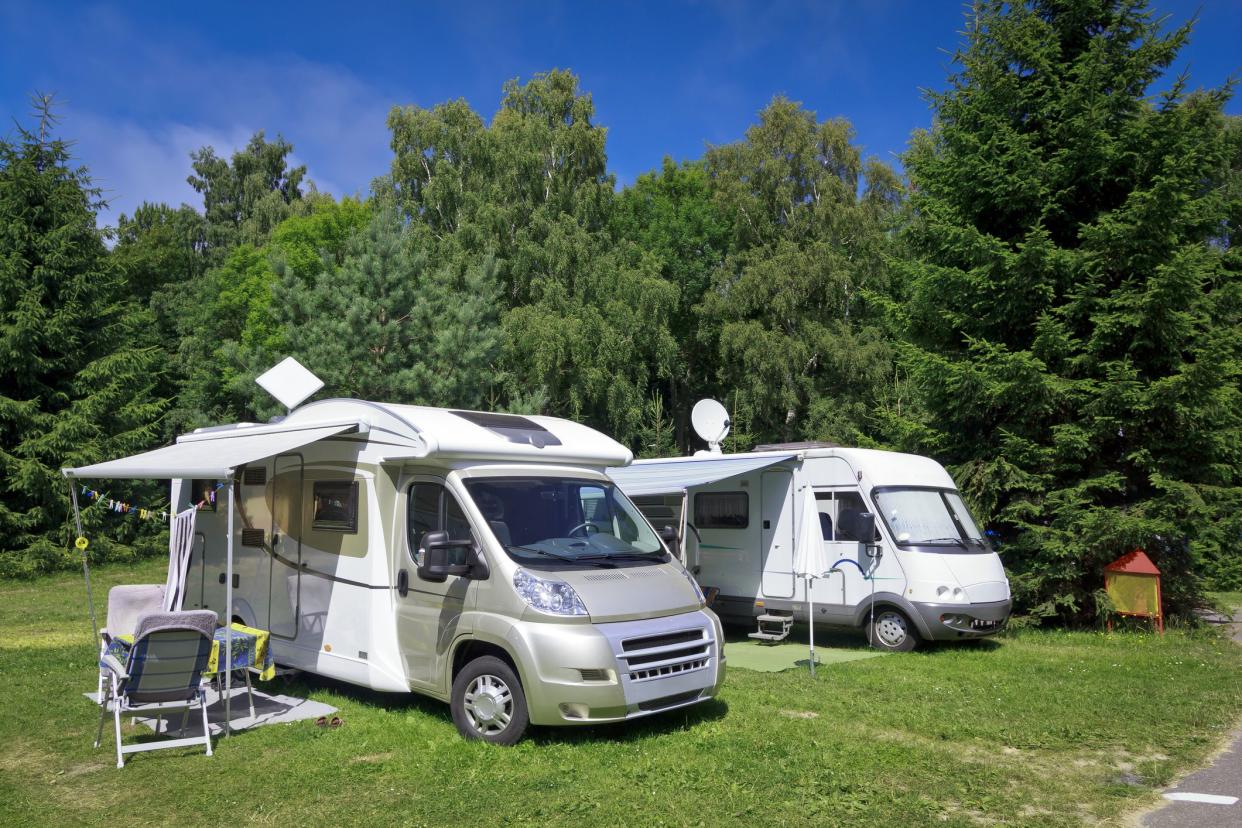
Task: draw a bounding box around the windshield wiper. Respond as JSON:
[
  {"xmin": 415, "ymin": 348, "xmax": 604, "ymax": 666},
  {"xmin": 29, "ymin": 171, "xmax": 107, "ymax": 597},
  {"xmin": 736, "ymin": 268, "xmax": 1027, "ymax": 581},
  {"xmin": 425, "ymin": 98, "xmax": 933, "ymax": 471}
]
[
  {"xmin": 506, "ymin": 544, "xmax": 615, "ymax": 568},
  {"xmin": 917, "ymin": 537, "xmax": 966, "ymax": 544},
  {"xmin": 575, "ymin": 551, "xmax": 663, "ymax": 563}
]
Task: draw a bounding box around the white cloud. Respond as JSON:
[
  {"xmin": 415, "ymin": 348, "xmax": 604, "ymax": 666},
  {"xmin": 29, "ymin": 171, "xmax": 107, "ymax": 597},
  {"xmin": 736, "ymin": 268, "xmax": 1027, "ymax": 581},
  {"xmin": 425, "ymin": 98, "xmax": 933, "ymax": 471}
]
[{"xmin": 28, "ymin": 7, "xmax": 398, "ymax": 228}]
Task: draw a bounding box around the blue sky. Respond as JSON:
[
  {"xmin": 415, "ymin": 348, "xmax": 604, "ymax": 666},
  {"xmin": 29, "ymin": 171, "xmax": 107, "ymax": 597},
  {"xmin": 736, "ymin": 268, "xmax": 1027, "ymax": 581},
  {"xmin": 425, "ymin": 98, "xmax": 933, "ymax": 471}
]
[{"xmin": 2, "ymin": 1, "xmax": 1239, "ymax": 226}]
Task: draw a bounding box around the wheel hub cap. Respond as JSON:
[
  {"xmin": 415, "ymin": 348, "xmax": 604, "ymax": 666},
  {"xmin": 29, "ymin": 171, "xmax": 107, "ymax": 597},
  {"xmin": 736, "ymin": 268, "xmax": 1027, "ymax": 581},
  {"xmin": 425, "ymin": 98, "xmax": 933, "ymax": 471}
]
[
  {"xmin": 464, "ymin": 674, "xmax": 513, "ymax": 734},
  {"xmin": 877, "ymin": 612, "xmax": 907, "ymax": 646}
]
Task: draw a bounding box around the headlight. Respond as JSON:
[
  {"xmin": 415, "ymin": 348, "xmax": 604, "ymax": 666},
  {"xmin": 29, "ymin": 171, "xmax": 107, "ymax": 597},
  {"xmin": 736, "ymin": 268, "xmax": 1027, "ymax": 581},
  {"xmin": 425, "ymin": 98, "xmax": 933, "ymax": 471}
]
[
  {"xmin": 681, "ymin": 568, "xmax": 705, "ymax": 605},
  {"xmin": 514, "ymin": 569, "xmax": 588, "ymax": 616}
]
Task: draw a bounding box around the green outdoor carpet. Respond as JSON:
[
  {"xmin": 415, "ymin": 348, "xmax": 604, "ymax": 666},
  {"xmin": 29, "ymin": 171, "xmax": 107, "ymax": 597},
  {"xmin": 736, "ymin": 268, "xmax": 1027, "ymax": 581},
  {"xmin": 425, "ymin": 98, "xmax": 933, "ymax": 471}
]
[{"xmin": 724, "ymin": 640, "xmax": 886, "ymax": 672}]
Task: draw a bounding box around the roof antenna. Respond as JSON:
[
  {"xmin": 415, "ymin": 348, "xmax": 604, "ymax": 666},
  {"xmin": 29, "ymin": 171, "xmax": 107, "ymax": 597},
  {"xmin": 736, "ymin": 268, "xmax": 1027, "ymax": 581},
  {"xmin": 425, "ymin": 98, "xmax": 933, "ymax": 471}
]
[
  {"xmin": 691, "ymin": 399, "xmax": 731, "ymax": 456},
  {"xmin": 255, "ymin": 357, "xmax": 325, "ymax": 417}
]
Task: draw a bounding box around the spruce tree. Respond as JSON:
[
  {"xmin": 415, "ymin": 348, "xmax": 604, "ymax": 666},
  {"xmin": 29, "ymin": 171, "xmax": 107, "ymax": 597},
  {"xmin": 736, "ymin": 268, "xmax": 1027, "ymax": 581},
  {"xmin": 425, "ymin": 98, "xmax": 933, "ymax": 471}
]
[
  {"xmin": 0, "ymin": 101, "xmax": 165, "ymax": 575},
  {"xmin": 898, "ymin": 1, "xmax": 1241, "ymax": 620}
]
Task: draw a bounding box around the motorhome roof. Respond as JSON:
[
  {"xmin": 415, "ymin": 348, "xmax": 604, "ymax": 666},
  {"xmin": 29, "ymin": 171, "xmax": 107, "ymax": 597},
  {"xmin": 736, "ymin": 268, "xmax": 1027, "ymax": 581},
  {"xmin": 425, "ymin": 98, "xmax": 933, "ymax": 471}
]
[
  {"xmin": 227, "ymin": 398, "xmax": 635, "ymax": 467},
  {"xmin": 624, "ymin": 446, "xmax": 954, "ymax": 490},
  {"xmin": 63, "ymin": 398, "xmax": 633, "ymax": 480}
]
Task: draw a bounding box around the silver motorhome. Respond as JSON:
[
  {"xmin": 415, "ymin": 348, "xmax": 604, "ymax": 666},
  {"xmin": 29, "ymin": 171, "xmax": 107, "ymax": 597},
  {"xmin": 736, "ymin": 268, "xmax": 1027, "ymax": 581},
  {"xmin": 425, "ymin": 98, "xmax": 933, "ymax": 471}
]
[
  {"xmin": 610, "ymin": 444, "xmax": 1011, "ymax": 650},
  {"xmin": 69, "ymin": 398, "xmax": 724, "ymax": 743}
]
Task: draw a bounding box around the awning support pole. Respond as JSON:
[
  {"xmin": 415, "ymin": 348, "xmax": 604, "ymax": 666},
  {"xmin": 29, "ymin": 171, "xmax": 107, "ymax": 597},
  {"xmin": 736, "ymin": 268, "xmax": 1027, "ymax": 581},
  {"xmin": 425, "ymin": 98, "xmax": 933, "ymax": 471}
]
[
  {"xmin": 225, "ymin": 480, "xmax": 235, "ymax": 737},
  {"xmin": 68, "ymin": 481, "xmax": 99, "ymax": 647}
]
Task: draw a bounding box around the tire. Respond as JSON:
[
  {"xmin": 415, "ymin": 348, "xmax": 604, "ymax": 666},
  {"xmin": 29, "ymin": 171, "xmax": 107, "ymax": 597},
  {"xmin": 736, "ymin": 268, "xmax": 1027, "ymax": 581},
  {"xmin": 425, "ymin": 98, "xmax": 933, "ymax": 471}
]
[
  {"xmin": 451, "ymin": 655, "xmax": 529, "ymax": 745},
  {"xmin": 866, "ymin": 608, "xmax": 920, "ymax": 652}
]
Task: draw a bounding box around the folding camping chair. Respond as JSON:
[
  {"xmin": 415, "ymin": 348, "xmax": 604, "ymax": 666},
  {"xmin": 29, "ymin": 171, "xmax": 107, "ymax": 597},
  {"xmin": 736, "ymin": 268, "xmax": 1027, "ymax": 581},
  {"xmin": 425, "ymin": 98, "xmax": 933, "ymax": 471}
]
[
  {"xmin": 97, "ymin": 584, "xmax": 165, "ymax": 699},
  {"xmin": 95, "ymin": 610, "xmax": 217, "ymax": 768}
]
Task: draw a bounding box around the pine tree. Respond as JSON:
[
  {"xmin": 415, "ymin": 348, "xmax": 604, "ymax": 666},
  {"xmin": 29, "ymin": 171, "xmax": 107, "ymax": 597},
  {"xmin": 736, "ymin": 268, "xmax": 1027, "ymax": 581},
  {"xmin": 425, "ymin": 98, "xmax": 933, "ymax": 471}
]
[
  {"xmin": 898, "ymin": 1, "xmax": 1241, "ymax": 620},
  {"xmin": 259, "ymin": 207, "xmax": 503, "ymax": 412},
  {"xmin": 0, "ymin": 99, "xmax": 165, "ymax": 575}
]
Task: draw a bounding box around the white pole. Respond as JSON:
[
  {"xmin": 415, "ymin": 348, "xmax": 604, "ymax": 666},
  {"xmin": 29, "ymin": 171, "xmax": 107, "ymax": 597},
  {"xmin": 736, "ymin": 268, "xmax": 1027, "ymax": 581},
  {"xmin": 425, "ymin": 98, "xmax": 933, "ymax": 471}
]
[
  {"xmin": 807, "ymin": 575, "xmax": 816, "ymax": 678},
  {"xmin": 225, "ymin": 480, "xmax": 234, "ymax": 736}
]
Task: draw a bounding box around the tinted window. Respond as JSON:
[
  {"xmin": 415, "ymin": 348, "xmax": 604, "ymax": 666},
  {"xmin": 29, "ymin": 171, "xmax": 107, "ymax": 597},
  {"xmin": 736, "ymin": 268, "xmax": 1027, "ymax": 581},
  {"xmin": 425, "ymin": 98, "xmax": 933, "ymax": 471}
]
[
  {"xmin": 312, "ymin": 481, "xmax": 358, "ymax": 532},
  {"xmin": 463, "ymin": 477, "xmax": 663, "ymax": 567},
  {"xmin": 407, "ymin": 483, "xmax": 474, "ymax": 567},
  {"xmin": 694, "ymin": 492, "xmax": 749, "ymax": 529}
]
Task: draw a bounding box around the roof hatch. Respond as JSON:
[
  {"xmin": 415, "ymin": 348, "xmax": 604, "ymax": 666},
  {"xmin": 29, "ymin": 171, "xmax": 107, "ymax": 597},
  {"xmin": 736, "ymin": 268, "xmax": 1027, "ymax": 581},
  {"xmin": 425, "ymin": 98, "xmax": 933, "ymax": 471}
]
[{"xmin": 450, "ymin": 410, "xmax": 563, "ymax": 448}]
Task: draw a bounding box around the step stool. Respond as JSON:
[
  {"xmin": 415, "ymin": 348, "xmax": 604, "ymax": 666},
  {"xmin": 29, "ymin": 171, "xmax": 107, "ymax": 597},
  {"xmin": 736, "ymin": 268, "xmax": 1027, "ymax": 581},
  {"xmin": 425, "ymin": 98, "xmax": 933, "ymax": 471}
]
[{"xmin": 748, "ymin": 613, "xmax": 794, "ymax": 643}]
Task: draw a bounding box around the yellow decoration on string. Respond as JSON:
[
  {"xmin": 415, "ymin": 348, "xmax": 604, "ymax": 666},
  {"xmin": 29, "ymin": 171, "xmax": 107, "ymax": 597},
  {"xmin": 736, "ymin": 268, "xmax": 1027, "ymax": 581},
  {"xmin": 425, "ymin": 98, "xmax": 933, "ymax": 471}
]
[{"xmin": 75, "ymin": 536, "xmax": 89, "ymax": 551}]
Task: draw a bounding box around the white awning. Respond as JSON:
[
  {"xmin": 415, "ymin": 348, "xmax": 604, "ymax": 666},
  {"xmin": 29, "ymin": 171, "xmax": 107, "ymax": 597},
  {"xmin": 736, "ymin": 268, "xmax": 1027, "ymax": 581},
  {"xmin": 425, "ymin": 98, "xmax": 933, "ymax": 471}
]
[
  {"xmin": 607, "ymin": 453, "xmax": 797, "ymax": 497},
  {"xmin": 62, "ymin": 421, "xmax": 358, "ymax": 480}
]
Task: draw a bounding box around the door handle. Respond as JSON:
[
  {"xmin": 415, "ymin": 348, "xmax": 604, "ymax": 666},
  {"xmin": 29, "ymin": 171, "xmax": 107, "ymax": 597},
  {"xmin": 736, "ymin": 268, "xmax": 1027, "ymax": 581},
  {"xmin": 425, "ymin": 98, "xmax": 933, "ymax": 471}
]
[
  {"xmin": 396, "ymin": 569, "xmax": 409, "ymax": 598},
  {"xmin": 763, "ymin": 520, "xmax": 771, "ymax": 529}
]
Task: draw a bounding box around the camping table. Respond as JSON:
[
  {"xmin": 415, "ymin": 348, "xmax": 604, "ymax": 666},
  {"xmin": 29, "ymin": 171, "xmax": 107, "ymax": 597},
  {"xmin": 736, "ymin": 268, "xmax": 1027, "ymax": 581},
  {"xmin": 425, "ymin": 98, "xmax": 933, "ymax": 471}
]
[{"xmin": 104, "ymin": 622, "xmax": 276, "ymax": 718}]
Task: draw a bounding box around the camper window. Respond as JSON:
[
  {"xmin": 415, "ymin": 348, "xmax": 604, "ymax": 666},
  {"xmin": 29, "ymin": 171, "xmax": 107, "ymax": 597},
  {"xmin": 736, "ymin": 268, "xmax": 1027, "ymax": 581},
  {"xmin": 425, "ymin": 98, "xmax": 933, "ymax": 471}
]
[
  {"xmin": 815, "ymin": 490, "xmax": 880, "ymax": 542},
  {"xmin": 312, "ymin": 481, "xmax": 358, "ymax": 532},
  {"xmin": 694, "ymin": 492, "xmax": 748, "ymax": 529},
  {"xmin": 407, "ymin": 483, "xmax": 473, "ymax": 568}
]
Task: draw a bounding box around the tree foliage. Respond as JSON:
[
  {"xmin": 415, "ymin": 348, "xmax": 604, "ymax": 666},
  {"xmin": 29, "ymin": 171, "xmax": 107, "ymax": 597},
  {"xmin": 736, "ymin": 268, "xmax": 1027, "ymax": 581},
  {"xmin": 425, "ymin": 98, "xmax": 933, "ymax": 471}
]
[
  {"xmin": 897, "ymin": 0, "xmax": 1241, "ymax": 620},
  {"xmin": 702, "ymin": 98, "xmax": 904, "ymax": 445},
  {"xmin": 0, "ymin": 103, "xmax": 166, "ymax": 575}
]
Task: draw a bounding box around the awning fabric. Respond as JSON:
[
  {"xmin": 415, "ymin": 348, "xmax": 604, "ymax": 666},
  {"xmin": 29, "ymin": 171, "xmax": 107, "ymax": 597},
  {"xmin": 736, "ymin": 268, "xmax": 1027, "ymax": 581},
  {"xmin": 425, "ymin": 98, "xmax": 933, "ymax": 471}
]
[
  {"xmin": 63, "ymin": 422, "xmax": 355, "ymax": 480},
  {"xmin": 607, "ymin": 453, "xmax": 797, "ymax": 497}
]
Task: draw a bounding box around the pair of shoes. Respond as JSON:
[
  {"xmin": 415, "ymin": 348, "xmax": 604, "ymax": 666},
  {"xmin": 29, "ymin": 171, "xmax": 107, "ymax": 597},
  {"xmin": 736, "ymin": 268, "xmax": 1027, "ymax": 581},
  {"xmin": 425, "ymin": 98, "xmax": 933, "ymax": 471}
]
[{"xmin": 314, "ymin": 715, "xmax": 343, "ymax": 729}]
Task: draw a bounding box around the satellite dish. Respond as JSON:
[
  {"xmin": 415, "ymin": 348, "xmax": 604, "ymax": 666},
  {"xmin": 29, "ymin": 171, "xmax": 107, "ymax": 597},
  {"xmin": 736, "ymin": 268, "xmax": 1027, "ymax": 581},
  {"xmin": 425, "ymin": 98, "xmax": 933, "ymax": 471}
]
[
  {"xmin": 691, "ymin": 399, "xmax": 731, "ymax": 454},
  {"xmin": 255, "ymin": 357, "xmax": 324, "ymax": 411}
]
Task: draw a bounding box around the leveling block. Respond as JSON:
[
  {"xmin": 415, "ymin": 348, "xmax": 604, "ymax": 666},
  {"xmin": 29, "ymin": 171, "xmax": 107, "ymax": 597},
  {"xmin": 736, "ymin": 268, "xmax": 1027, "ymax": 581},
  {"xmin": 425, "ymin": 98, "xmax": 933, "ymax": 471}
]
[{"xmin": 724, "ymin": 640, "xmax": 885, "ymax": 672}]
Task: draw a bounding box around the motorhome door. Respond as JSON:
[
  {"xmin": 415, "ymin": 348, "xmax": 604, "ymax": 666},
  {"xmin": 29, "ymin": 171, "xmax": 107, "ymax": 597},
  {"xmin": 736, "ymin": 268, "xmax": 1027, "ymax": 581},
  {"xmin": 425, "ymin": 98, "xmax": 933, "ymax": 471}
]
[
  {"xmin": 812, "ymin": 489, "xmax": 883, "ymax": 607},
  {"xmin": 396, "ymin": 480, "xmax": 474, "ymax": 690},
  {"xmin": 760, "ymin": 470, "xmax": 796, "ymax": 598}
]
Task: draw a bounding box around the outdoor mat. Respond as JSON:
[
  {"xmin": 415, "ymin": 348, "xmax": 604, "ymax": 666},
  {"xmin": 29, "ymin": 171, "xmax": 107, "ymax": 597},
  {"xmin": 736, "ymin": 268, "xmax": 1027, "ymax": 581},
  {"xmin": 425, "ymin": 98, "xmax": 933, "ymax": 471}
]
[
  {"xmin": 724, "ymin": 640, "xmax": 886, "ymax": 672},
  {"xmin": 85, "ymin": 685, "xmax": 337, "ymax": 736}
]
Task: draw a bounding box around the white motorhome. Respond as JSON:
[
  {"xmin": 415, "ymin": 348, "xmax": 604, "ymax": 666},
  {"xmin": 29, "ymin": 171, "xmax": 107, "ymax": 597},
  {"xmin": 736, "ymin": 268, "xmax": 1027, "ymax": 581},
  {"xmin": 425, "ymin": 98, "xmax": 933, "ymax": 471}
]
[
  {"xmin": 66, "ymin": 397, "xmax": 724, "ymax": 744},
  {"xmin": 609, "ymin": 443, "xmax": 1011, "ymax": 651}
]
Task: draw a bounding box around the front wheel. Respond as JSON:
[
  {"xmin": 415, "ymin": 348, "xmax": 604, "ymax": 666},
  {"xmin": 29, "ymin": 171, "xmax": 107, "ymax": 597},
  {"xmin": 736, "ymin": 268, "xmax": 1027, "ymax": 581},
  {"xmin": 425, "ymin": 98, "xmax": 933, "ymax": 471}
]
[
  {"xmin": 451, "ymin": 656, "xmax": 529, "ymax": 745},
  {"xmin": 866, "ymin": 608, "xmax": 920, "ymax": 652}
]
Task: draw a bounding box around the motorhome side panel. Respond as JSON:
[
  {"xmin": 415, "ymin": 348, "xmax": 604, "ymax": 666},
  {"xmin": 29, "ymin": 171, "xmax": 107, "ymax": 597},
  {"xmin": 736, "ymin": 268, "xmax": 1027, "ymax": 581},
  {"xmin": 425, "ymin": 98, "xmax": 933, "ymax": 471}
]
[{"xmin": 688, "ymin": 471, "xmax": 762, "ymax": 605}]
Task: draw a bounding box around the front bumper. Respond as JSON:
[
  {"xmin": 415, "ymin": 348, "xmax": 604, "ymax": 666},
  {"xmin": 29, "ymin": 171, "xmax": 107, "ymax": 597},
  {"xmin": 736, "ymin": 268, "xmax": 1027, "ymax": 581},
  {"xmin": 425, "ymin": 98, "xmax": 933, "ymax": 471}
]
[
  {"xmin": 911, "ymin": 599, "xmax": 1011, "ymax": 641},
  {"xmin": 518, "ymin": 609, "xmax": 725, "ymax": 726}
]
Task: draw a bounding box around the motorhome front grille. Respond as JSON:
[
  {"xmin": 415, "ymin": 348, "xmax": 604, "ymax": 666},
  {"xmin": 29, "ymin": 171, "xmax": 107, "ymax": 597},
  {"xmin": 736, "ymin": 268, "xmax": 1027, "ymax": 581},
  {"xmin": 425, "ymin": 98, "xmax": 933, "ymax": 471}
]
[
  {"xmin": 629, "ymin": 658, "xmax": 709, "ymax": 683},
  {"xmin": 622, "ymin": 630, "xmax": 703, "ymax": 652},
  {"xmin": 619, "ymin": 628, "xmax": 711, "ymax": 683}
]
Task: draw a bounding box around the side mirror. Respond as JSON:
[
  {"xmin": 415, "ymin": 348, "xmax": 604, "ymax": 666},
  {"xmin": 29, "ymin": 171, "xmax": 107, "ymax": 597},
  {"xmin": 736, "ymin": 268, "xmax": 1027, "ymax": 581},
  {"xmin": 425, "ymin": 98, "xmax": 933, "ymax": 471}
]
[
  {"xmin": 849, "ymin": 513, "xmax": 879, "ymax": 546},
  {"xmin": 659, "ymin": 525, "xmax": 678, "ymax": 545},
  {"xmin": 418, "ymin": 530, "xmax": 485, "ymax": 582}
]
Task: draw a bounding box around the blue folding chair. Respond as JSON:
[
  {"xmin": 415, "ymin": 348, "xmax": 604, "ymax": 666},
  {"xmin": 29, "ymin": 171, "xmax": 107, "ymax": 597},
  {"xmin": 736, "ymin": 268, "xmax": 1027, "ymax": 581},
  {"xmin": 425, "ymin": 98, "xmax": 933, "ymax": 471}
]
[{"xmin": 95, "ymin": 610, "xmax": 217, "ymax": 768}]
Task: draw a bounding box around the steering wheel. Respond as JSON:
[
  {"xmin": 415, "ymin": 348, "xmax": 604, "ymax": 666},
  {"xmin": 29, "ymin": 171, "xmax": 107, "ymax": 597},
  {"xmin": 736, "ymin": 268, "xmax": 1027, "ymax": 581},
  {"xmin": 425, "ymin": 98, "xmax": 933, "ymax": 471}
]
[{"xmin": 567, "ymin": 521, "xmax": 602, "ymax": 538}]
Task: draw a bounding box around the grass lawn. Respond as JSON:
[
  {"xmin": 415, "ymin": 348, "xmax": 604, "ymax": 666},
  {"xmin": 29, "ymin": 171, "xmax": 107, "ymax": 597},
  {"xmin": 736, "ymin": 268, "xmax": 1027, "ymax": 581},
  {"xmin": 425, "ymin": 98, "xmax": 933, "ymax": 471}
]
[{"xmin": 3, "ymin": 560, "xmax": 1242, "ymax": 827}]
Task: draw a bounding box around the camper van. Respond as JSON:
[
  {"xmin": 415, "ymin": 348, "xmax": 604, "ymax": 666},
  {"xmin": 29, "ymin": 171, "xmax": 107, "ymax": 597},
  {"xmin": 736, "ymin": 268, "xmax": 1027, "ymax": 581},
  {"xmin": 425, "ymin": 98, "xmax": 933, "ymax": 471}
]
[
  {"xmin": 609, "ymin": 441, "xmax": 1011, "ymax": 651},
  {"xmin": 70, "ymin": 396, "xmax": 724, "ymax": 744}
]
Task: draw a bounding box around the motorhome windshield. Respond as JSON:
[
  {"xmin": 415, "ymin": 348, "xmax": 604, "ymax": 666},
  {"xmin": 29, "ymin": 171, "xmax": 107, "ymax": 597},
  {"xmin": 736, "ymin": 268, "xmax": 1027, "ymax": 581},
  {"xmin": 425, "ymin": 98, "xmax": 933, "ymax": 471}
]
[
  {"xmin": 873, "ymin": 487, "xmax": 988, "ymax": 551},
  {"xmin": 463, "ymin": 477, "xmax": 665, "ymax": 566}
]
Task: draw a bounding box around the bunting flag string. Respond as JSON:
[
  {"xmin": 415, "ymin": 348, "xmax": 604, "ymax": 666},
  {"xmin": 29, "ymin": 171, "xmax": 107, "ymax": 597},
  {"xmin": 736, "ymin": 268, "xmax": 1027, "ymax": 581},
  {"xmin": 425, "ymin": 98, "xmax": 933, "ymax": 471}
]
[{"xmin": 78, "ymin": 482, "xmax": 224, "ymax": 523}]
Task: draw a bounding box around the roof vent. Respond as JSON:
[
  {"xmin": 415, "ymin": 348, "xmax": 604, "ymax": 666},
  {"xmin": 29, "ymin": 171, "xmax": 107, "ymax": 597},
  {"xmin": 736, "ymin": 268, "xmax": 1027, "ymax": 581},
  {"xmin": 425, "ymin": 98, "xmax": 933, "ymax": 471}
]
[
  {"xmin": 449, "ymin": 410, "xmax": 562, "ymax": 448},
  {"xmin": 752, "ymin": 441, "xmax": 839, "ymax": 452}
]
